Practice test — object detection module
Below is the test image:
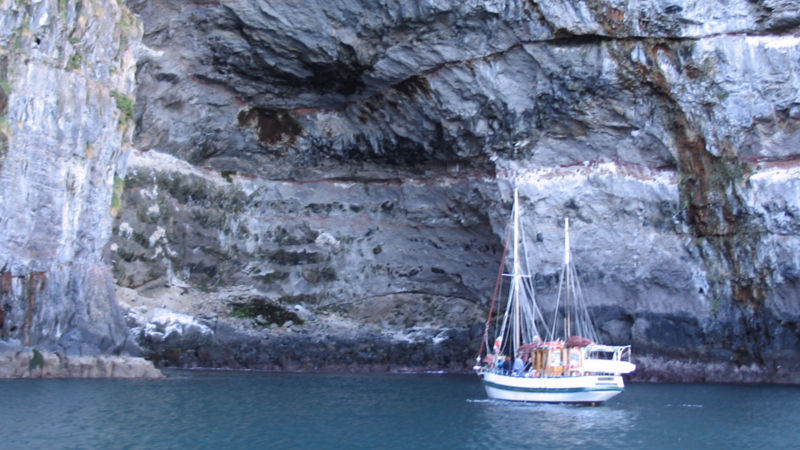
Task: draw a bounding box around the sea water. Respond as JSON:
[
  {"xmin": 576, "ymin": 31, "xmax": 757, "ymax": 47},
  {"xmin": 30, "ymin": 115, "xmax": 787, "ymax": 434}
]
[{"xmin": 1, "ymin": 370, "xmax": 798, "ymax": 449}]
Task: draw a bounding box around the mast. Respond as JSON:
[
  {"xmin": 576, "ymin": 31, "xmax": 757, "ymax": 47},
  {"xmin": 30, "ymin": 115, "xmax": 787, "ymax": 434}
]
[
  {"xmin": 564, "ymin": 218, "xmax": 571, "ymax": 340},
  {"xmin": 513, "ymin": 189, "xmax": 521, "ymax": 352}
]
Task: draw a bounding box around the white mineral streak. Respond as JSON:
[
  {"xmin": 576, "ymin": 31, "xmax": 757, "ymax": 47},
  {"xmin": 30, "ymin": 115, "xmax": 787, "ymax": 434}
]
[
  {"xmin": 148, "ymin": 226, "xmax": 166, "ymax": 247},
  {"xmin": 118, "ymin": 222, "xmax": 134, "ymax": 238},
  {"xmin": 315, "ymin": 232, "xmax": 340, "ymax": 246},
  {"xmin": 747, "ymin": 35, "xmax": 800, "ymax": 50},
  {"xmin": 750, "ymin": 164, "xmax": 800, "ymax": 183},
  {"xmin": 142, "ymin": 308, "xmax": 212, "ymax": 343},
  {"xmin": 128, "ymin": 149, "xmax": 228, "ymax": 185}
]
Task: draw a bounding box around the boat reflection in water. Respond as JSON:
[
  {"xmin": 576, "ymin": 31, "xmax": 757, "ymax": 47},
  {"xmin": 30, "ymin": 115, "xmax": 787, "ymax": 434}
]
[{"xmin": 472, "ymin": 398, "xmax": 637, "ymax": 447}]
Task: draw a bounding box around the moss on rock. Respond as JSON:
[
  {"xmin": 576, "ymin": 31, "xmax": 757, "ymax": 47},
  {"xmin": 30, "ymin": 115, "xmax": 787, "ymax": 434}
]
[{"xmin": 228, "ymin": 298, "xmax": 304, "ymax": 326}]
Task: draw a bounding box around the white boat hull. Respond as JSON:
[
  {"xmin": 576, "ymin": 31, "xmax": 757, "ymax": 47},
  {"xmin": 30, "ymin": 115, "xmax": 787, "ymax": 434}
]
[{"xmin": 480, "ymin": 372, "xmax": 625, "ymax": 404}]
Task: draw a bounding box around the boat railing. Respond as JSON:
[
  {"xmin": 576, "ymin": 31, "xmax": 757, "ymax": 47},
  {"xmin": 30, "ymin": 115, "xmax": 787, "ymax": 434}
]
[
  {"xmin": 585, "ymin": 344, "xmax": 632, "ymax": 362},
  {"xmin": 617, "ymin": 345, "xmax": 632, "ymax": 362}
]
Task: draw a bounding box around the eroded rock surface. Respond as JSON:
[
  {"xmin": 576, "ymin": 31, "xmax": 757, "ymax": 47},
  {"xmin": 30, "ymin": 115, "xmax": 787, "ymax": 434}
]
[
  {"xmin": 0, "ymin": 344, "xmax": 162, "ymax": 378},
  {"xmin": 0, "ymin": 0, "xmax": 140, "ymax": 362},
  {"xmin": 2, "ymin": 1, "xmax": 799, "ymax": 381},
  {"xmin": 109, "ymin": 1, "xmax": 800, "ymax": 381}
]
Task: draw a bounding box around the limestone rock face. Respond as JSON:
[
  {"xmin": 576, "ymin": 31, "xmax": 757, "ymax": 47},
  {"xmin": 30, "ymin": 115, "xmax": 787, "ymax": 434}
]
[
  {"xmin": 2, "ymin": 1, "xmax": 800, "ymax": 381},
  {"xmin": 113, "ymin": 149, "xmax": 496, "ymax": 371},
  {"xmin": 0, "ymin": 0, "xmax": 139, "ymax": 356},
  {"xmin": 115, "ymin": 0, "xmax": 800, "ymax": 381},
  {"xmin": 129, "ymin": 0, "xmax": 800, "ymax": 176}
]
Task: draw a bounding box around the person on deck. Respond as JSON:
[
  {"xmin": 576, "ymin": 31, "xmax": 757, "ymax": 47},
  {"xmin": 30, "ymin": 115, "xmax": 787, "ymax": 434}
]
[
  {"xmin": 498, "ymin": 356, "xmax": 510, "ymax": 373},
  {"xmin": 512, "ymin": 356, "xmax": 524, "ymax": 375}
]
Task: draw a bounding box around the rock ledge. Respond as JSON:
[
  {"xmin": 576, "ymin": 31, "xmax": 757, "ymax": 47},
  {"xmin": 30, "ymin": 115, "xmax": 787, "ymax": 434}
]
[{"xmin": 0, "ymin": 348, "xmax": 163, "ymax": 379}]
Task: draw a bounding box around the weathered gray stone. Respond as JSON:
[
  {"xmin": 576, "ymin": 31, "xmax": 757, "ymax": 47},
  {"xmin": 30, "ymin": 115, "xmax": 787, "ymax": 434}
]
[
  {"xmin": 114, "ymin": 0, "xmax": 800, "ymax": 381},
  {"xmin": 0, "ymin": 0, "xmax": 140, "ymax": 356},
  {"xmin": 2, "ymin": 0, "xmax": 800, "ymax": 381},
  {"xmin": 0, "ymin": 346, "xmax": 162, "ymax": 379}
]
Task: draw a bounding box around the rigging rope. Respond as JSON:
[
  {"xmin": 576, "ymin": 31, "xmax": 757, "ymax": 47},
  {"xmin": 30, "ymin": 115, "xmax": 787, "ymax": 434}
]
[{"xmin": 478, "ymin": 222, "xmax": 512, "ymax": 362}]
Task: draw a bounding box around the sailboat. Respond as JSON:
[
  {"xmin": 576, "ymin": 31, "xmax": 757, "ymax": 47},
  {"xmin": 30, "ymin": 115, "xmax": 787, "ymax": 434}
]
[{"xmin": 474, "ymin": 189, "xmax": 635, "ymax": 404}]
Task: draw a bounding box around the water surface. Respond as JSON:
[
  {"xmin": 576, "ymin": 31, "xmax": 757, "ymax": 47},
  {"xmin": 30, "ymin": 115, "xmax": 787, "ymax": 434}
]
[{"xmin": 1, "ymin": 371, "xmax": 797, "ymax": 448}]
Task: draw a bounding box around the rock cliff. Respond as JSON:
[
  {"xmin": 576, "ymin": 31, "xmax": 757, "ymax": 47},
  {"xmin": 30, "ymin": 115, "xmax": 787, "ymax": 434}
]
[
  {"xmin": 0, "ymin": 0, "xmax": 159, "ymax": 376},
  {"xmin": 2, "ymin": 0, "xmax": 799, "ymax": 381}
]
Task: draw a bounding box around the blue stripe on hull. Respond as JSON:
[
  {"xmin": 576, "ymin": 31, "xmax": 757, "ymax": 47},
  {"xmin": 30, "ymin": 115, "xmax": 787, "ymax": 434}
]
[{"xmin": 483, "ymin": 380, "xmax": 625, "ymax": 394}]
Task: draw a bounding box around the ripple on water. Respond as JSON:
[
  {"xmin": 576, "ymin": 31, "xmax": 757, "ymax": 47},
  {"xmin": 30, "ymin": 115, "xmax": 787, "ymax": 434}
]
[{"xmin": 0, "ymin": 374, "xmax": 797, "ymax": 449}]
